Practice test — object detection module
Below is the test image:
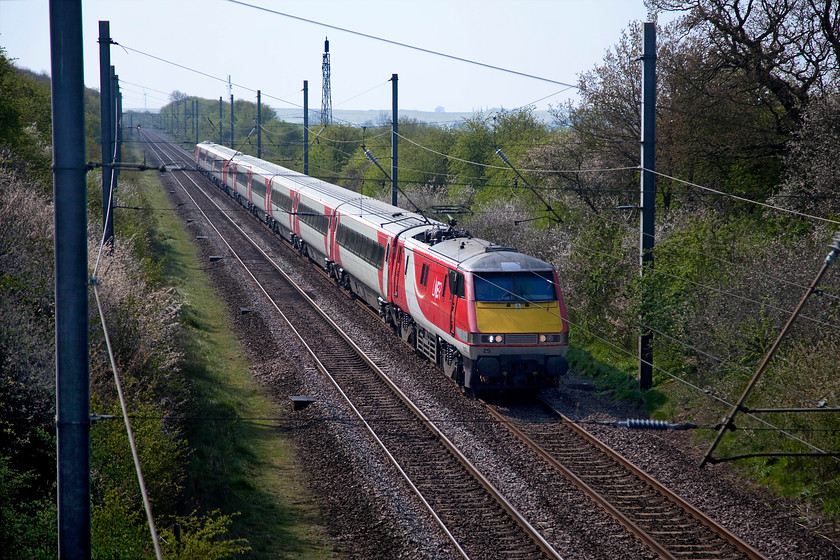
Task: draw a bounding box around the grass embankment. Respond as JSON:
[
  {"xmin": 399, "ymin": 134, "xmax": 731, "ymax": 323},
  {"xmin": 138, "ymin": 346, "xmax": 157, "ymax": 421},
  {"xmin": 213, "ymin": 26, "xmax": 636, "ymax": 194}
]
[{"xmin": 129, "ymin": 167, "xmax": 336, "ymax": 559}]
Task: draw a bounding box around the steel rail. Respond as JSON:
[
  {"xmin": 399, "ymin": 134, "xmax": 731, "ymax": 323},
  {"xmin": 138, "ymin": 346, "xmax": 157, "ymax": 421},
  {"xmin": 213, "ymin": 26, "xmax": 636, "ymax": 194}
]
[
  {"xmin": 508, "ymin": 398, "xmax": 767, "ymax": 560},
  {"xmin": 141, "ymin": 132, "xmax": 474, "ymax": 558},
  {"xmin": 539, "ymin": 400, "xmax": 766, "ymax": 559},
  {"xmin": 485, "ymin": 403, "xmax": 678, "ymax": 560},
  {"xmin": 141, "ymin": 131, "xmax": 563, "ymax": 560}
]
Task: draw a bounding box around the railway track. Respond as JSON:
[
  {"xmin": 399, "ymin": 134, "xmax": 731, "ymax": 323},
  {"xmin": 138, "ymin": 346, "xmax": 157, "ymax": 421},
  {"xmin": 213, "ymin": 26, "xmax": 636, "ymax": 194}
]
[
  {"xmin": 139, "ymin": 131, "xmax": 562, "ymax": 560},
  {"xmin": 134, "ymin": 131, "xmax": 774, "ymax": 559},
  {"xmin": 485, "ymin": 400, "xmax": 769, "ymax": 560}
]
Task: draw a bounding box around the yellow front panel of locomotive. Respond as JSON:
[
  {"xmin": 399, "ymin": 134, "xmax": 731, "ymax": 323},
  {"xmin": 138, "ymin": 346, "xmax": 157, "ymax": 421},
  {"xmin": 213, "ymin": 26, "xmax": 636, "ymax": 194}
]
[{"xmin": 474, "ymin": 301, "xmax": 565, "ymax": 333}]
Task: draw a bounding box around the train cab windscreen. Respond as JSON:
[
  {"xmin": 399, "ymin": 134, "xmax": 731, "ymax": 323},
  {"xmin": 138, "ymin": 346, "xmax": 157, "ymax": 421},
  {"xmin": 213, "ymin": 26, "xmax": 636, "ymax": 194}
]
[{"xmin": 473, "ymin": 271, "xmax": 556, "ymax": 303}]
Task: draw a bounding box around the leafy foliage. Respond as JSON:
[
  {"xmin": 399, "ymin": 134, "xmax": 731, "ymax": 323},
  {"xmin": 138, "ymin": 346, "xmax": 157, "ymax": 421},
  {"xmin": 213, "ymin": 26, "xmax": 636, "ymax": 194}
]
[
  {"xmin": 0, "ymin": 455, "xmax": 57, "ymax": 560},
  {"xmin": 5, "ymin": 0, "xmax": 840, "ymax": 536},
  {"xmin": 0, "ymin": 51, "xmax": 250, "ymax": 556},
  {"xmin": 778, "ymin": 95, "xmax": 840, "ymax": 215}
]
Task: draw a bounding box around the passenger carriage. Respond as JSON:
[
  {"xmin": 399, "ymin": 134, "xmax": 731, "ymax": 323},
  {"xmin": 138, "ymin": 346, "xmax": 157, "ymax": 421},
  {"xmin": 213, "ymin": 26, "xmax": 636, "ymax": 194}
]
[{"xmin": 194, "ymin": 142, "xmax": 569, "ymax": 393}]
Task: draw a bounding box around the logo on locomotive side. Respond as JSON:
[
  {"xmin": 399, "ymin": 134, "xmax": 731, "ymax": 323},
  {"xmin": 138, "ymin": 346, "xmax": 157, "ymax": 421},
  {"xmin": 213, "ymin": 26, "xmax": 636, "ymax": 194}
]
[{"xmin": 432, "ymin": 279, "xmax": 444, "ymax": 300}]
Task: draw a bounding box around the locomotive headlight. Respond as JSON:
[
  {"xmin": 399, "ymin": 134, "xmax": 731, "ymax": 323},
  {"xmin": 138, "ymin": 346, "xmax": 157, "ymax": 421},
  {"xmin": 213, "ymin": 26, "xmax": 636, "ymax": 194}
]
[
  {"xmin": 538, "ymin": 334, "xmax": 568, "ymax": 344},
  {"xmin": 479, "ymin": 334, "xmax": 504, "ymax": 343},
  {"xmin": 469, "ymin": 333, "xmax": 506, "ymax": 344}
]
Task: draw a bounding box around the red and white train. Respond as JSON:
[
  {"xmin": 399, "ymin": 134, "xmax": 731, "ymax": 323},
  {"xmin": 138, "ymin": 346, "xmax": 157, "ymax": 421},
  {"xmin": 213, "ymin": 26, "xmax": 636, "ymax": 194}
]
[{"xmin": 195, "ymin": 142, "xmax": 569, "ymax": 393}]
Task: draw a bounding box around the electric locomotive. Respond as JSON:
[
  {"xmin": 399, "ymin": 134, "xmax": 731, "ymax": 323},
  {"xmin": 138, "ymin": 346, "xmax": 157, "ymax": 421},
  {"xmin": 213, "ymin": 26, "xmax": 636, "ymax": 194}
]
[{"xmin": 195, "ymin": 141, "xmax": 569, "ymax": 393}]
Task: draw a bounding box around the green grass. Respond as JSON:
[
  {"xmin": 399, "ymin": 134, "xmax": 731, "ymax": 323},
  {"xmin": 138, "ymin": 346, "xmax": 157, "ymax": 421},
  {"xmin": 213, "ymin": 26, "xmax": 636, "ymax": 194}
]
[
  {"xmin": 126, "ymin": 168, "xmax": 337, "ymax": 559},
  {"xmin": 566, "ymin": 341, "xmax": 667, "ymax": 414}
]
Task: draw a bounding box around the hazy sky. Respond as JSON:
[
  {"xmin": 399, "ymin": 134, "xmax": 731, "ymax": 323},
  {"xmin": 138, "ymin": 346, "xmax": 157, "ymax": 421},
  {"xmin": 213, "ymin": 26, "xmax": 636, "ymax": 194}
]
[{"xmin": 1, "ymin": 0, "xmax": 664, "ymax": 114}]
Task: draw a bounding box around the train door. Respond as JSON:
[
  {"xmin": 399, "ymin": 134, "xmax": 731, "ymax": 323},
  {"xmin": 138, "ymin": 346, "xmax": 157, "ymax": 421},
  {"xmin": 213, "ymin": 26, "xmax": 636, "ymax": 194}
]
[
  {"xmin": 266, "ymin": 178, "xmax": 274, "ymax": 220},
  {"xmin": 448, "ymin": 269, "xmax": 464, "ymax": 336},
  {"xmin": 329, "ymin": 213, "xmax": 338, "ymax": 262},
  {"xmin": 391, "ymin": 242, "xmax": 404, "ymax": 300},
  {"xmin": 247, "ymin": 170, "xmax": 253, "ymax": 205}
]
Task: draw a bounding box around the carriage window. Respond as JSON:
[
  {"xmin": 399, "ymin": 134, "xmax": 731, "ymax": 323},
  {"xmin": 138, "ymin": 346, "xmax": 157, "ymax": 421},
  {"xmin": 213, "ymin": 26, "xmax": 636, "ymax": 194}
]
[
  {"xmin": 271, "ymin": 189, "xmax": 293, "ymax": 212},
  {"xmin": 236, "ymin": 170, "xmax": 248, "ymax": 189},
  {"xmin": 298, "ymin": 203, "xmax": 329, "ymax": 234},
  {"xmin": 335, "ymin": 223, "xmax": 385, "ymax": 270},
  {"xmin": 251, "ymin": 177, "xmax": 267, "ymax": 198}
]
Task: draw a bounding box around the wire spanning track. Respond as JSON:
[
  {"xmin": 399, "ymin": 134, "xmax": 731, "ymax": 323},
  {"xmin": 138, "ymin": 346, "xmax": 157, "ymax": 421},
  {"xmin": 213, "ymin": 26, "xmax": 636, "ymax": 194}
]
[{"xmin": 140, "ymin": 129, "xmax": 563, "ymax": 560}]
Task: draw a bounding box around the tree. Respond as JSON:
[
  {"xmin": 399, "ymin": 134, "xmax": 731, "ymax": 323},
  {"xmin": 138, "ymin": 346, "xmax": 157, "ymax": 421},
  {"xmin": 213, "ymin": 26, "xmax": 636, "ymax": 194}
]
[
  {"xmin": 777, "ymin": 94, "xmax": 840, "ymax": 214},
  {"xmin": 646, "ymin": 0, "xmax": 840, "ymax": 129},
  {"xmin": 449, "ymin": 109, "xmax": 550, "ymax": 207},
  {"xmin": 448, "ymin": 113, "xmax": 495, "ymax": 192},
  {"xmin": 530, "ymin": 19, "xmax": 789, "ymax": 216},
  {"xmin": 392, "ymin": 119, "xmax": 454, "ymax": 193},
  {"xmin": 527, "ymin": 23, "xmax": 644, "ymax": 214},
  {"xmin": 0, "ymin": 46, "xmax": 22, "ymax": 147},
  {"xmin": 169, "ymin": 90, "xmax": 188, "ymax": 103},
  {"xmin": 305, "ymin": 123, "xmax": 364, "ymax": 184}
]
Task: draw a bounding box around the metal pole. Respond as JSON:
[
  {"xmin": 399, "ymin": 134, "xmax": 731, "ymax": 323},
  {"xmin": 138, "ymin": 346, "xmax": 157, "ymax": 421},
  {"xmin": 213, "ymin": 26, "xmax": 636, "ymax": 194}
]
[
  {"xmin": 219, "ymin": 96, "xmax": 223, "ymax": 145},
  {"xmin": 194, "ymin": 99, "xmax": 199, "ymax": 146},
  {"xmin": 230, "ymin": 94, "xmax": 234, "ymax": 149},
  {"xmin": 701, "ymin": 233, "xmax": 840, "ymax": 466},
  {"xmin": 638, "ymin": 22, "xmax": 656, "ymax": 391},
  {"xmin": 391, "ymin": 73, "xmax": 398, "ymax": 206},
  {"xmin": 257, "ymin": 90, "xmax": 262, "ymax": 159},
  {"xmin": 303, "ymin": 80, "xmax": 309, "ymax": 175},
  {"xmin": 109, "ymin": 65, "xmax": 118, "ymax": 239},
  {"xmin": 51, "ymin": 2, "xmax": 91, "ymax": 557},
  {"xmin": 183, "ymin": 98, "xmax": 187, "ymax": 135},
  {"xmin": 115, "ymin": 75, "xmax": 122, "ymax": 187},
  {"xmin": 99, "ymin": 22, "xmax": 113, "ymax": 246}
]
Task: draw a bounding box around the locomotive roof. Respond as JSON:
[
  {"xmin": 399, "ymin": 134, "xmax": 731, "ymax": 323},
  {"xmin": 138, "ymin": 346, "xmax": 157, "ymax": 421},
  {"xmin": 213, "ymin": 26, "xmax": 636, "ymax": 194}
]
[
  {"xmin": 198, "ymin": 142, "xmax": 556, "ymax": 274},
  {"xmin": 417, "ymin": 234, "xmax": 554, "ymax": 272},
  {"xmin": 198, "ymin": 142, "xmax": 434, "ymax": 237}
]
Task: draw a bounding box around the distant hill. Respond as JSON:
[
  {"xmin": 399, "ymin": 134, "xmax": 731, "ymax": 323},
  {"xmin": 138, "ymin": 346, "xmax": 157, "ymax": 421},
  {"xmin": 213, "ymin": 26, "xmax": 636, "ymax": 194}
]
[{"xmin": 124, "ymin": 107, "xmax": 559, "ymax": 126}]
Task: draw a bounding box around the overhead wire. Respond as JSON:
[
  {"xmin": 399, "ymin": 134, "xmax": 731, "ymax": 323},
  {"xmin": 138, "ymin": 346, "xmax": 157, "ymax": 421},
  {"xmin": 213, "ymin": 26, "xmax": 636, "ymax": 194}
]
[
  {"xmin": 189, "ymin": 131, "xmax": 838, "ymax": 454},
  {"xmin": 135, "ymin": 20, "xmax": 840, "ymax": 452},
  {"xmin": 91, "ymin": 282, "xmax": 164, "ymax": 560},
  {"xmin": 114, "ymin": 11, "xmax": 837, "ymax": 231},
  {"xmin": 151, "ymin": 63, "xmax": 840, "ymax": 423},
  {"xmin": 225, "ymin": 0, "xmax": 579, "ymax": 90},
  {"xmin": 115, "ymin": 42, "xmax": 302, "ymax": 109},
  {"xmin": 648, "ymin": 168, "xmax": 840, "ymax": 226},
  {"xmin": 92, "ymin": 92, "xmax": 121, "ymax": 277},
  {"xmin": 559, "ymin": 301, "xmax": 833, "ymax": 456},
  {"xmin": 560, "ymin": 237, "xmax": 831, "ymax": 408},
  {"xmin": 453, "ymin": 189, "xmax": 839, "ymax": 414},
  {"xmin": 469, "ymin": 269, "xmax": 833, "ymax": 453},
  {"xmin": 335, "ymin": 80, "xmax": 391, "ymax": 107}
]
